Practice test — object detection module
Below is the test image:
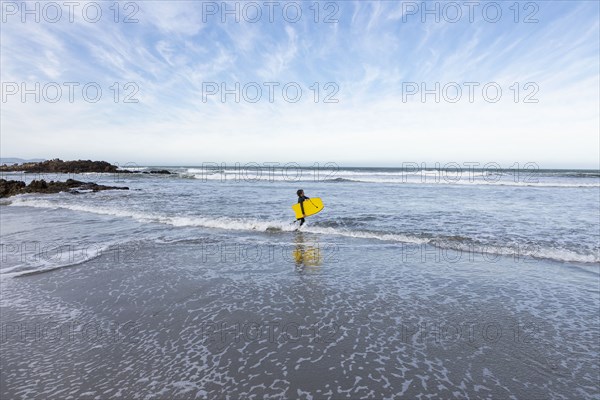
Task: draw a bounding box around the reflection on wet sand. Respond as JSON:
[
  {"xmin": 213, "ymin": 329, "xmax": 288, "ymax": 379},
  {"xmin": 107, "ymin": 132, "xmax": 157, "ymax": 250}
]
[{"xmin": 293, "ymin": 232, "xmax": 322, "ymax": 272}]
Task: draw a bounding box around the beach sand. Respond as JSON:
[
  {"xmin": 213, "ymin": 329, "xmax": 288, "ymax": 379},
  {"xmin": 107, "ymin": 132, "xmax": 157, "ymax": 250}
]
[{"xmin": 2, "ymin": 231, "xmax": 598, "ymax": 399}]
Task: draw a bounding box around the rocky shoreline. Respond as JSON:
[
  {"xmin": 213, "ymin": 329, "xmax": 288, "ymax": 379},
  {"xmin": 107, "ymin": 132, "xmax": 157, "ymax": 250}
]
[
  {"xmin": 0, "ymin": 158, "xmax": 171, "ymax": 175},
  {"xmin": 0, "ymin": 159, "xmax": 177, "ymax": 198},
  {"xmin": 0, "ymin": 159, "xmax": 119, "ymax": 173},
  {"xmin": 0, "ymin": 179, "xmax": 129, "ymax": 198}
]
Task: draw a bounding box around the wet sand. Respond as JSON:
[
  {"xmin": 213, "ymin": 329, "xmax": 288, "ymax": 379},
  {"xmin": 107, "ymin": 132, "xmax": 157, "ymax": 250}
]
[{"xmin": 1, "ymin": 233, "xmax": 598, "ymax": 399}]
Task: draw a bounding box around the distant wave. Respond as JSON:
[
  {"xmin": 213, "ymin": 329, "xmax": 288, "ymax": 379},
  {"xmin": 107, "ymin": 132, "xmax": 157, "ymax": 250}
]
[
  {"xmin": 118, "ymin": 166, "xmax": 149, "ymax": 172},
  {"xmin": 324, "ymin": 178, "xmax": 354, "ymax": 183},
  {"xmin": 324, "ymin": 177, "xmax": 598, "ymax": 188},
  {"xmin": 9, "ymin": 198, "xmax": 599, "ymax": 265},
  {"xmin": 164, "ymin": 168, "xmax": 600, "ymax": 188}
]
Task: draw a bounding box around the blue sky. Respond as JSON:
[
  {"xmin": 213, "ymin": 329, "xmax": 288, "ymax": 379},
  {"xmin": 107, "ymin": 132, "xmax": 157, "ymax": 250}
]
[{"xmin": 1, "ymin": 0, "xmax": 599, "ymax": 167}]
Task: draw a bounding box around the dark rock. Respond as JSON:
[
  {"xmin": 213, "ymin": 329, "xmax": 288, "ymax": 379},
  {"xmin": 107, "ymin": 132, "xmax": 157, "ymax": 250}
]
[
  {"xmin": 0, "ymin": 179, "xmax": 128, "ymax": 198},
  {"xmin": 28, "ymin": 179, "xmax": 48, "ymax": 190},
  {"xmin": 149, "ymin": 170, "xmax": 171, "ymax": 174},
  {"xmin": 0, "ymin": 180, "xmax": 26, "ymax": 198},
  {"xmin": 0, "ymin": 158, "xmax": 120, "ymax": 173}
]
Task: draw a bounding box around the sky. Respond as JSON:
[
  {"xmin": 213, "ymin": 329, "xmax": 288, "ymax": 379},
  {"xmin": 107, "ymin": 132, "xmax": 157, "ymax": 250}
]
[{"xmin": 1, "ymin": 0, "xmax": 599, "ymax": 168}]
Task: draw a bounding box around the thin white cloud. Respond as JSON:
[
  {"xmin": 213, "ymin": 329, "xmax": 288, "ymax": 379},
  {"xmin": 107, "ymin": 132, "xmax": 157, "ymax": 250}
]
[{"xmin": 1, "ymin": 1, "xmax": 598, "ymax": 168}]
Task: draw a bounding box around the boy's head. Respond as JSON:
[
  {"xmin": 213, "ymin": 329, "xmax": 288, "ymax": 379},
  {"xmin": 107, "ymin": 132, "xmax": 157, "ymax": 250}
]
[{"xmin": 297, "ymin": 189, "xmax": 304, "ymax": 196}]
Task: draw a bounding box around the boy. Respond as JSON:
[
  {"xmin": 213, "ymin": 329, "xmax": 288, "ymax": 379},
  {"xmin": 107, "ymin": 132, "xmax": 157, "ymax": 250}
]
[{"xmin": 296, "ymin": 189, "xmax": 309, "ymax": 227}]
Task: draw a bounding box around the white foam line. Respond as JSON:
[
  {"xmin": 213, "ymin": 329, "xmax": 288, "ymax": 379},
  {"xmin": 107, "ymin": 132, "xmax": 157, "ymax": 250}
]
[
  {"xmin": 9, "ymin": 198, "xmax": 599, "ymax": 264},
  {"xmin": 2, "ymin": 242, "xmax": 112, "ymax": 278},
  {"xmin": 176, "ymin": 172, "xmax": 599, "ymax": 188}
]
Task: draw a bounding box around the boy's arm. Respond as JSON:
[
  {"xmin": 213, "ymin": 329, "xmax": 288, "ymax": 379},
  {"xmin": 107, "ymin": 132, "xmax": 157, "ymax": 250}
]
[{"xmin": 301, "ymin": 197, "xmax": 310, "ymax": 215}]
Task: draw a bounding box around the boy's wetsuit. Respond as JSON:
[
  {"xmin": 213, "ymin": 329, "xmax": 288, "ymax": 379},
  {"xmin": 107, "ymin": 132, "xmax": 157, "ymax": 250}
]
[{"xmin": 297, "ymin": 195, "xmax": 310, "ymax": 226}]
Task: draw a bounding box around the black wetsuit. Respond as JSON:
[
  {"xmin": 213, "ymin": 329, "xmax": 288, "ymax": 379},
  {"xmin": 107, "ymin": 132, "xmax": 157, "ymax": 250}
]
[{"xmin": 297, "ymin": 195, "xmax": 310, "ymax": 226}]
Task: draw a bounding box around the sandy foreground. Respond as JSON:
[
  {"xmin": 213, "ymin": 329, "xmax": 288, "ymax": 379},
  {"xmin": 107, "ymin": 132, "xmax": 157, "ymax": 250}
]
[{"xmin": 1, "ymin": 228, "xmax": 598, "ymax": 399}]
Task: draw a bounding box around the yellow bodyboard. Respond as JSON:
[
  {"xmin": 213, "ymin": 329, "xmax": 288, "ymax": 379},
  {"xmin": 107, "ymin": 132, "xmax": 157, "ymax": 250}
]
[{"xmin": 292, "ymin": 198, "xmax": 324, "ymax": 219}]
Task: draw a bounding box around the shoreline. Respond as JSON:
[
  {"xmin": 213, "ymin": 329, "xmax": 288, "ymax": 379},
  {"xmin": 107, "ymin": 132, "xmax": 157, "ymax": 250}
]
[
  {"xmin": 2, "ymin": 195, "xmax": 599, "ymax": 266},
  {"xmin": 1, "ymin": 228, "xmax": 598, "ymax": 399}
]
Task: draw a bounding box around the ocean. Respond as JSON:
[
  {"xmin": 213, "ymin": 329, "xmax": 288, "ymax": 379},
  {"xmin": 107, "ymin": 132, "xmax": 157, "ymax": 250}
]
[{"xmin": 1, "ymin": 166, "xmax": 599, "ymax": 398}]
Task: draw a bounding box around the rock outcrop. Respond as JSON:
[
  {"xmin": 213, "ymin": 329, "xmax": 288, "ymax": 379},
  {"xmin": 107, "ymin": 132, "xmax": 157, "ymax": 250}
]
[
  {"xmin": 0, "ymin": 179, "xmax": 129, "ymax": 198},
  {"xmin": 0, "ymin": 159, "xmax": 173, "ymax": 175},
  {"xmin": 0, "ymin": 159, "xmax": 119, "ymax": 173}
]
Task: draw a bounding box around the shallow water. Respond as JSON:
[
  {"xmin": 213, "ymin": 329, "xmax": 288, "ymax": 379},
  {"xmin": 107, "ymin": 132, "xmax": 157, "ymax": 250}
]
[{"xmin": 1, "ymin": 167, "xmax": 599, "ymax": 398}]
